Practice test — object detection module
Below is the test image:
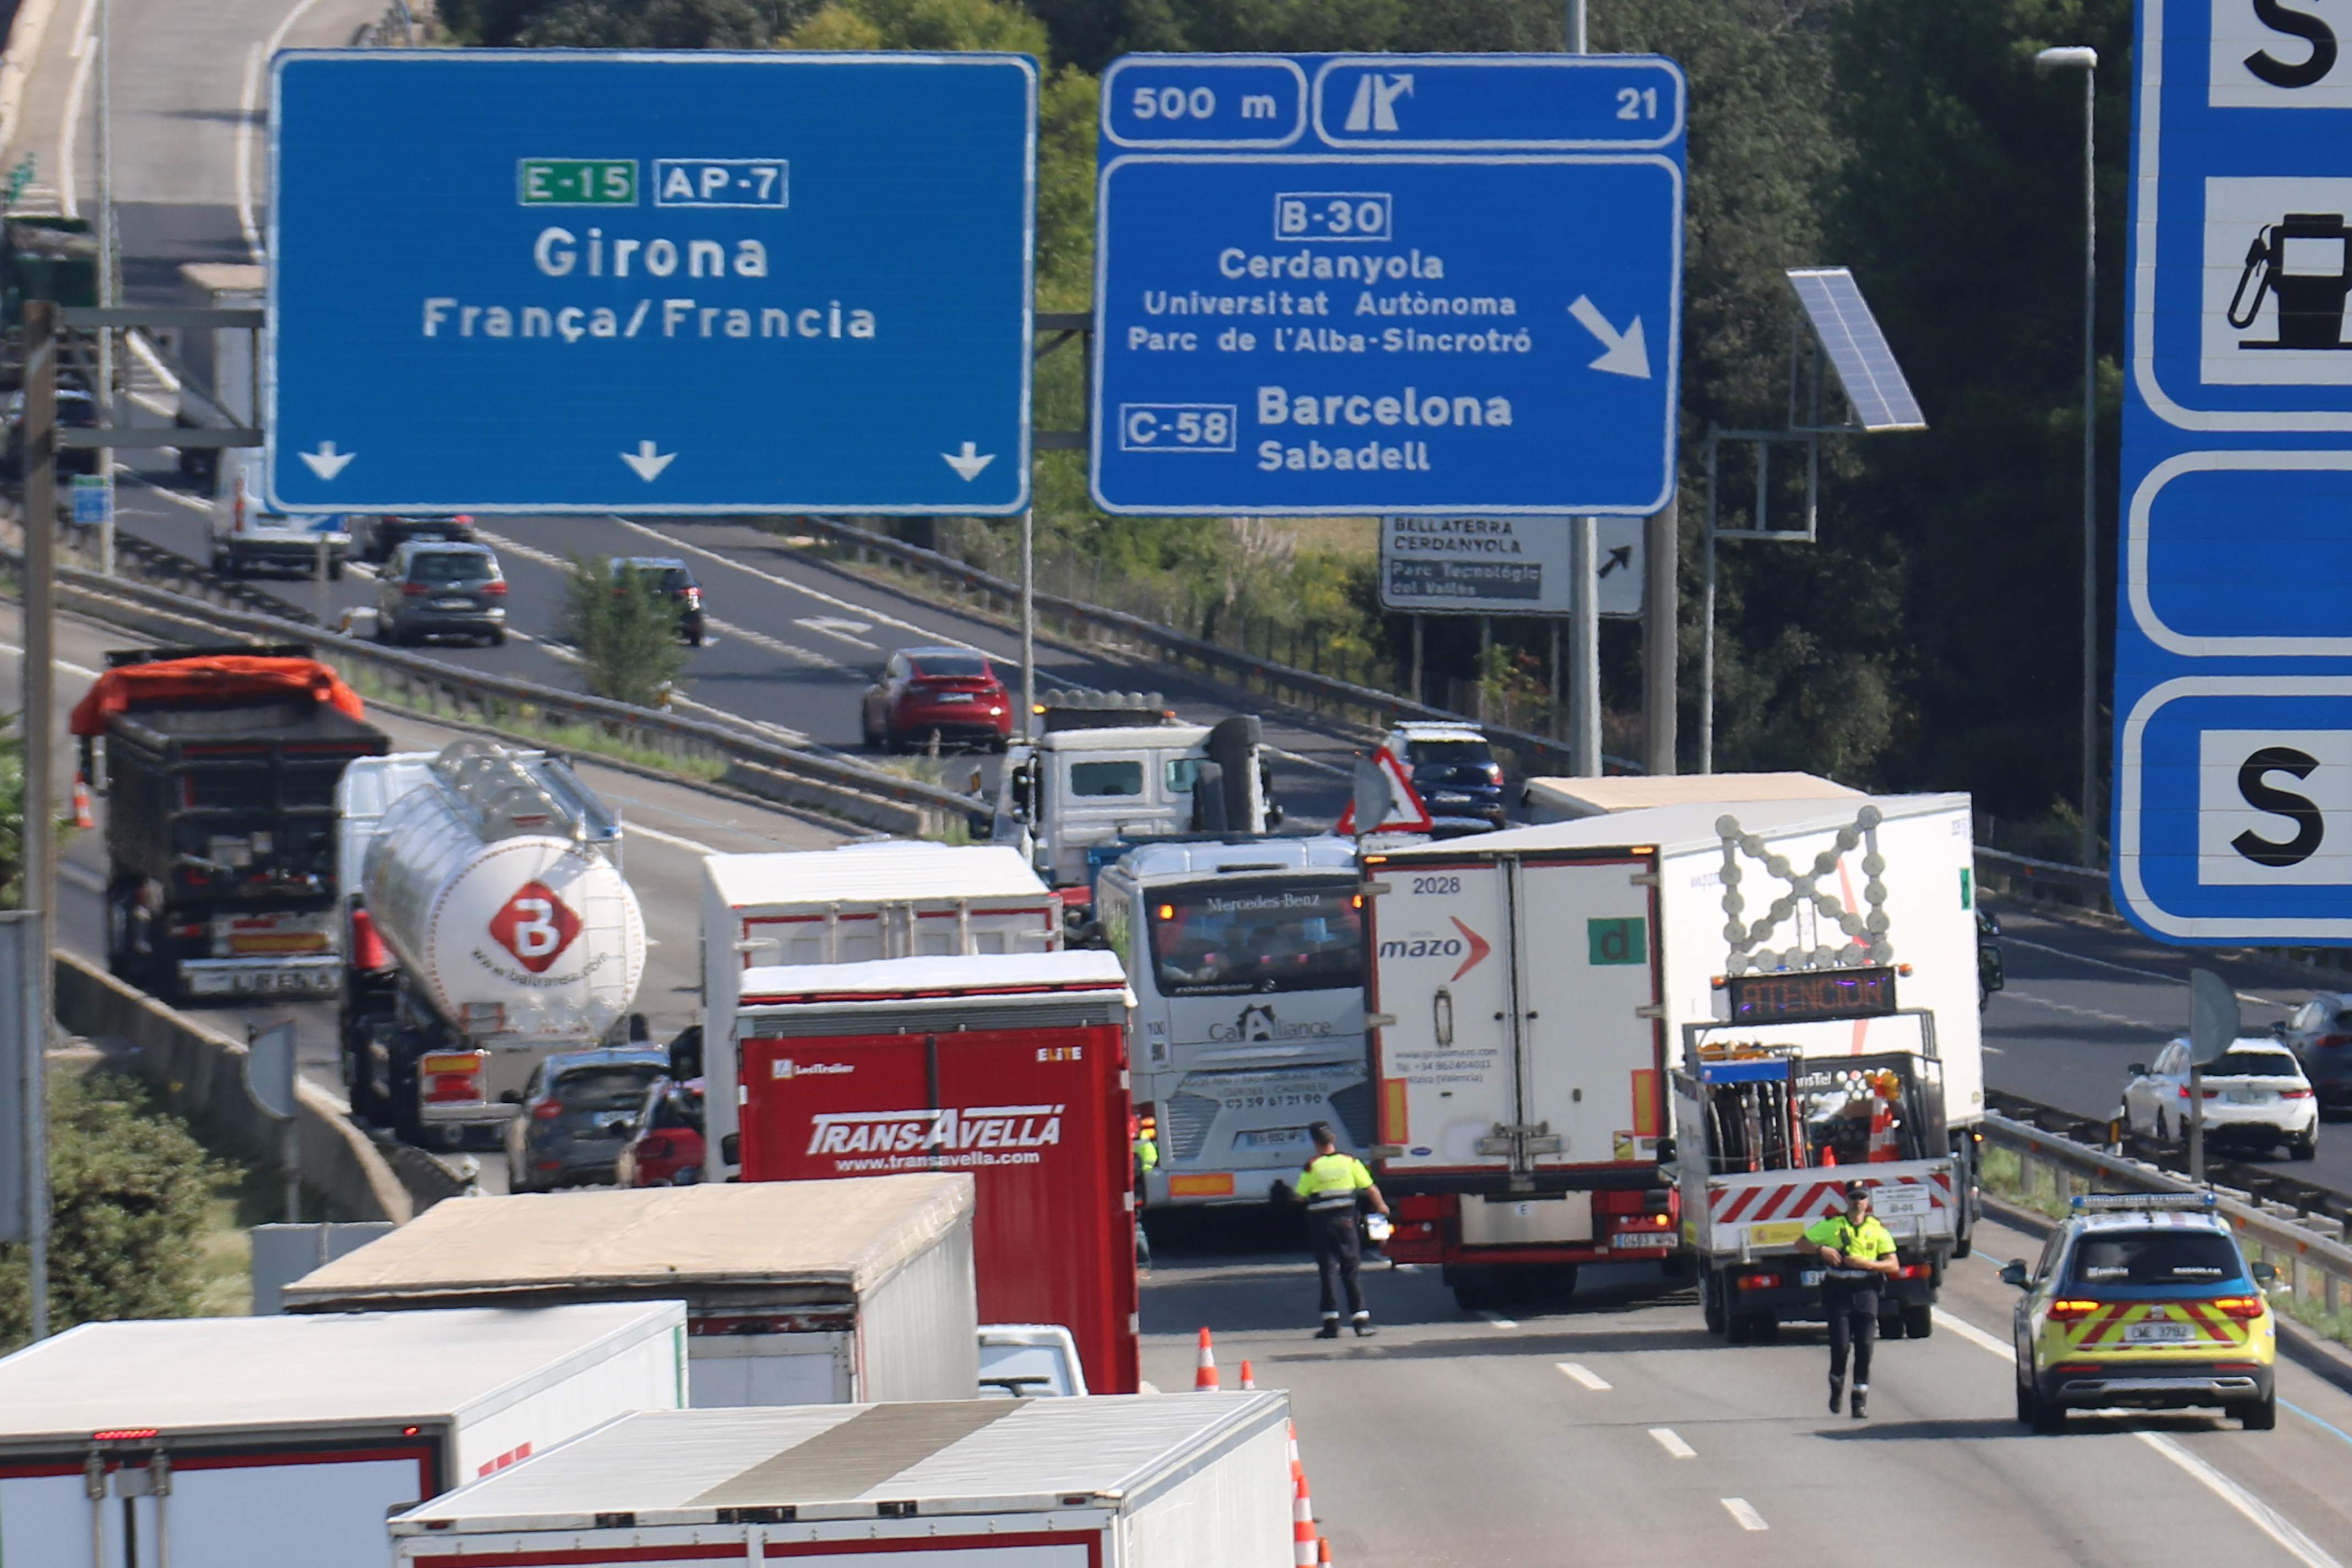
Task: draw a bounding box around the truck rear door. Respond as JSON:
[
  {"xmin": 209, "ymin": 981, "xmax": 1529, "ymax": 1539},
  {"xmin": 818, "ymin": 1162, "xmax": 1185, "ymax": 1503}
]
[
  {"xmin": 1368, "ymin": 858, "xmax": 1517, "ymax": 1172},
  {"xmin": 1512, "ymin": 857, "xmax": 1665, "ymax": 1169}
]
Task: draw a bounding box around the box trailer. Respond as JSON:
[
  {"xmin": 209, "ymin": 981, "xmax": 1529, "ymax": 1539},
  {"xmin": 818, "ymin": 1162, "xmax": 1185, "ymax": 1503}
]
[
  {"xmin": 1363, "ymin": 791, "xmax": 1984, "ymax": 1308},
  {"xmin": 1519, "ymin": 771, "xmax": 1862, "ymax": 824},
  {"xmin": 0, "ymin": 1302, "xmax": 684, "ymax": 1568},
  {"xmin": 703, "ymin": 843, "xmax": 1062, "ymax": 1173},
  {"xmin": 730, "ymin": 950, "xmax": 1141, "ymax": 1394},
  {"xmin": 390, "ymin": 1395, "xmax": 1296, "ymax": 1567},
  {"xmin": 280, "ymin": 1178, "xmax": 979, "ymax": 1407}
]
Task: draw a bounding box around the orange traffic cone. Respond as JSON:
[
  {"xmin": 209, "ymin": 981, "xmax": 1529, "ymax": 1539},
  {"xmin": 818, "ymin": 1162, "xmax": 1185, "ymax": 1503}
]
[
  {"xmin": 1240, "ymin": 1359, "xmax": 1256, "ymax": 1391},
  {"xmin": 70, "ymin": 775, "xmax": 93, "ymax": 830},
  {"xmin": 1287, "ymin": 1420, "xmax": 1304, "ymax": 1486},
  {"xmin": 1292, "ymin": 1474, "xmax": 1317, "ymax": 1567},
  {"xmin": 1317, "ymin": 1540, "xmax": 1333, "ymax": 1566},
  {"xmin": 1194, "ymin": 1327, "xmax": 1219, "ymax": 1391}
]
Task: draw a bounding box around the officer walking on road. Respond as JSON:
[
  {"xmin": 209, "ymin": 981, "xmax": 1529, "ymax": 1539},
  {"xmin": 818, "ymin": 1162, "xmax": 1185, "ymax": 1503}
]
[
  {"xmin": 1803, "ymin": 1180, "xmax": 1901, "ymax": 1419},
  {"xmin": 1291, "ymin": 1122, "xmax": 1389, "ymax": 1339}
]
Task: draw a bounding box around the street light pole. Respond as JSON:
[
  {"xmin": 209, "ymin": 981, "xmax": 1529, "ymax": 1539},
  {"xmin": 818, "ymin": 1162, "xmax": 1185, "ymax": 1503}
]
[
  {"xmin": 95, "ymin": 0, "xmax": 116, "ymax": 576},
  {"xmin": 2036, "ymin": 45, "xmax": 2099, "ymax": 868}
]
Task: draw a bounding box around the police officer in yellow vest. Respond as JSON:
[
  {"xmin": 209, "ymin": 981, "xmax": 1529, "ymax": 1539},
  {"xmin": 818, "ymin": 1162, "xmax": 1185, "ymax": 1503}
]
[
  {"xmin": 1292, "ymin": 1123, "xmax": 1389, "ymax": 1338},
  {"xmin": 1803, "ymin": 1180, "xmax": 1900, "ymax": 1419}
]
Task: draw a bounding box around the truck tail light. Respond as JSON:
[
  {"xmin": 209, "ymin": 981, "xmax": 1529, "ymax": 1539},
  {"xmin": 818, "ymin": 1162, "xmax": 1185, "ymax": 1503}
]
[
  {"xmin": 2048, "ymin": 1299, "xmax": 2101, "ymax": 1321},
  {"xmin": 1897, "ymin": 1262, "xmax": 1932, "ymax": 1280},
  {"xmin": 1735, "ymin": 1272, "xmax": 1781, "ymax": 1291},
  {"xmin": 2211, "ymin": 1297, "xmax": 2264, "ymax": 1320},
  {"xmin": 422, "ymin": 1052, "xmax": 484, "ymax": 1104}
]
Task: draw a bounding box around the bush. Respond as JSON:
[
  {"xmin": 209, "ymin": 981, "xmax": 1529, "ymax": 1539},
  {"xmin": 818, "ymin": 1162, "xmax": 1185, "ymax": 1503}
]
[
  {"xmin": 564, "ymin": 556, "xmax": 688, "ymax": 712},
  {"xmin": 0, "ymin": 1074, "xmax": 236, "ymax": 1352}
]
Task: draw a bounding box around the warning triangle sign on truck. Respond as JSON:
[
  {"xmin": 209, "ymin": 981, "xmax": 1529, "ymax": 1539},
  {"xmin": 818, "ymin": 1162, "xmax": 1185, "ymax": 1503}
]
[{"xmin": 1336, "ymin": 749, "xmax": 1435, "ymax": 836}]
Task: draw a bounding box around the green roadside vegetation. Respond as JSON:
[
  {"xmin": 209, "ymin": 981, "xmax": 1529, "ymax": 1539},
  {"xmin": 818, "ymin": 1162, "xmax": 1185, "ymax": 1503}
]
[
  {"xmin": 336, "ymin": 663, "xmax": 731, "ymax": 785},
  {"xmin": 0, "ymin": 1072, "xmax": 244, "ymax": 1353}
]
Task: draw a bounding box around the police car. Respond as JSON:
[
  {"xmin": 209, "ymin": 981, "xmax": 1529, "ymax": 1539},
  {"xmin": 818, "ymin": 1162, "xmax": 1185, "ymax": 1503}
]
[{"xmin": 2002, "ymin": 1193, "xmax": 2279, "ymax": 1433}]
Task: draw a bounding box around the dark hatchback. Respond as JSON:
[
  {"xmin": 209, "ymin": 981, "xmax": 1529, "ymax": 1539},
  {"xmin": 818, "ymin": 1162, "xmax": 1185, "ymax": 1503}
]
[
  {"xmin": 502, "ymin": 1048, "xmax": 670, "ymax": 1193},
  {"xmin": 360, "ymin": 513, "xmax": 476, "ymax": 563},
  {"xmin": 612, "ymin": 557, "xmax": 706, "ymax": 645}
]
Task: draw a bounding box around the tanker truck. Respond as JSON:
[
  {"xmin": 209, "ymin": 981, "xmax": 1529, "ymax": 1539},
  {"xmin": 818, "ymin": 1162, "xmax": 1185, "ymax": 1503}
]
[{"xmin": 337, "ymin": 739, "xmax": 645, "ymax": 1145}]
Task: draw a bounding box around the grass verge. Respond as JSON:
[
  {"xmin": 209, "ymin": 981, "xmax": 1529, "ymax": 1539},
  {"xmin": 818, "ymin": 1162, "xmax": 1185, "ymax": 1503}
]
[{"xmin": 339, "ymin": 664, "xmax": 729, "ymax": 784}]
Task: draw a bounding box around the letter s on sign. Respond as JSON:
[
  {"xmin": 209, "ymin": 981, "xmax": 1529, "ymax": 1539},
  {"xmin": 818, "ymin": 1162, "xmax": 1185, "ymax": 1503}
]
[
  {"xmin": 2233, "ymin": 745, "xmax": 2326, "ymax": 868},
  {"xmin": 2247, "ymin": 0, "xmax": 2339, "ymax": 89}
]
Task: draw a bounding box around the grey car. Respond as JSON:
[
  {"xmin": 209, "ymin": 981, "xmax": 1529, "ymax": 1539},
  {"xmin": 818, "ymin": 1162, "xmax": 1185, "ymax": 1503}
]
[
  {"xmin": 377, "ymin": 541, "xmax": 508, "ymax": 646},
  {"xmin": 502, "ymin": 1048, "xmax": 668, "ymax": 1193},
  {"xmin": 2275, "ymin": 993, "xmax": 2352, "ymax": 1113}
]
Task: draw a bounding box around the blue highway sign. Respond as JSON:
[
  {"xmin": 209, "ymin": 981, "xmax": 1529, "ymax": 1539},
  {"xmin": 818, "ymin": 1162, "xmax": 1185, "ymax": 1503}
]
[
  {"xmin": 2118, "ymin": 0, "xmax": 2352, "ymax": 943},
  {"xmin": 1090, "ymin": 53, "xmax": 1685, "ymax": 516},
  {"xmin": 268, "ymin": 51, "xmax": 1035, "ymax": 514}
]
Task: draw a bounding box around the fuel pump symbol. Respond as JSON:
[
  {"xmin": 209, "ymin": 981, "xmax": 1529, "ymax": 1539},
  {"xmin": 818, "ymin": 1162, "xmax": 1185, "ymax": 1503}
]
[{"xmin": 2226, "ymin": 213, "xmax": 2352, "ymax": 350}]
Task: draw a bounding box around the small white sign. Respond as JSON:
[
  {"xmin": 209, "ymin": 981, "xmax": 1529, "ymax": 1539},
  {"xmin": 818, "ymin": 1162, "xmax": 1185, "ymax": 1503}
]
[
  {"xmin": 2197, "ymin": 727, "xmax": 2352, "ymax": 885},
  {"xmin": 1378, "ymin": 515, "xmax": 1644, "ymax": 617},
  {"xmin": 2208, "ymin": 0, "xmax": 2352, "ymax": 110},
  {"xmin": 1870, "ymin": 1183, "xmax": 1929, "ymax": 1218},
  {"xmin": 2202, "ymin": 177, "xmax": 2352, "ymax": 385}
]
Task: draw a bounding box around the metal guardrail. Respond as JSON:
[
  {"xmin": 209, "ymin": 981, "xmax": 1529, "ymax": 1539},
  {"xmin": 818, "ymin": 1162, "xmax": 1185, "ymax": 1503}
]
[
  {"xmin": 14, "ymin": 545, "xmax": 987, "ymax": 831},
  {"xmin": 794, "ymin": 515, "xmax": 1641, "ymax": 774},
  {"xmin": 1982, "ymin": 1111, "xmax": 2352, "ymax": 1317},
  {"xmin": 1975, "ymin": 845, "xmax": 2113, "ymax": 910}
]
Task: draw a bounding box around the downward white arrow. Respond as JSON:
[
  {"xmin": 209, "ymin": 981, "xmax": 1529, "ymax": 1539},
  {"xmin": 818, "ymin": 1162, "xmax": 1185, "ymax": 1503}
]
[
  {"xmin": 1567, "ymin": 296, "xmax": 1652, "ymax": 379},
  {"xmin": 943, "ymin": 441, "xmax": 995, "ymax": 482},
  {"xmin": 299, "ymin": 441, "xmax": 355, "ymax": 480},
  {"xmin": 620, "ymin": 440, "xmax": 676, "ymax": 482}
]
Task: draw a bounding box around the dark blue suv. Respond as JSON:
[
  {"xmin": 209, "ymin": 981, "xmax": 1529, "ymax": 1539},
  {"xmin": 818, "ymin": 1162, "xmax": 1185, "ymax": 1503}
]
[
  {"xmin": 1384, "ymin": 723, "xmax": 1506, "ymax": 832},
  {"xmin": 502, "ymin": 1048, "xmax": 669, "ymax": 1193}
]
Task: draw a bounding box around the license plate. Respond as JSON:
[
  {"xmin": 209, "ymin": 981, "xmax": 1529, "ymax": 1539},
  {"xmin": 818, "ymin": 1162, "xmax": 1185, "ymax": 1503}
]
[
  {"xmin": 1235, "ymin": 1126, "xmax": 1310, "ymax": 1150},
  {"xmin": 2228, "ymin": 1090, "xmax": 2264, "ymax": 1104},
  {"xmin": 433, "ymin": 596, "xmax": 473, "ymax": 609},
  {"xmin": 935, "ymin": 693, "xmax": 975, "ymax": 703},
  {"xmin": 1611, "ymin": 1230, "xmax": 1676, "ymax": 1249},
  {"xmin": 1433, "ymin": 792, "xmax": 1469, "ymax": 802},
  {"xmin": 2125, "ymin": 1321, "xmax": 2196, "ymax": 1344},
  {"xmin": 1800, "ymin": 1270, "xmax": 1824, "ymax": 1287}
]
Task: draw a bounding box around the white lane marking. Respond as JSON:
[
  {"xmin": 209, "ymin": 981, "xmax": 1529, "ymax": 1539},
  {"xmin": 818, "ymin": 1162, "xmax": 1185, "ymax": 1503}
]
[
  {"xmin": 55, "ymin": 0, "xmax": 96, "ymax": 219},
  {"xmin": 796, "ymin": 615, "xmax": 879, "ymax": 649},
  {"xmin": 115, "ymin": 469, "xmax": 212, "ymax": 514},
  {"xmin": 1930, "ymin": 1306, "xmax": 2015, "ymax": 1360},
  {"xmin": 0, "ymin": 640, "xmax": 104, "ymax": 679},
  {"xmin": 2138, "ymin": 1431, "xmax": 2343, "ymax": 1568},
  {"xmin": 129, "ymin": 331, "xmax": 181, "ymax": 393},
  {"xmin": 128, "ymin": 390, "xmax": 175, "ymax": 420},
  {"xmin": 1475, "ymin": 1310, "xmax": 1517, "ymax": 1330},
  {"xmin": 233, "ymin": 43, "xmax": 263, "ymax": 258},
  {"xmin": 1999, "ymin": 991, "xmax": 2151, "ymax": 1030},
  {"xmin": 240, "ymin": 0, "xmax": 331, "ymax": 262},
  {"xmin": 1648, "ymin": 1428, "xmax": 1695, "ymax": 1459},
  {"xmin": 1937, "ymin": 1305, "xmax": 2342, "ymax": 1568},
  {"xmin": 2003, "ymin": 934, "xmax": 2289, "ymax": 1010},
  {"xmin": 1719, "ymin": 1498, "xmax": 1768, "ymax": 1533},
  {"xmin": 1556, "ymin": 1362, "xmax": 1610, "ymax": 1391},
  {"xmin": 60, "ymin": 861, "xmax": 106, "ymax": 894},
  {"xmin": 624, "ymin": 820, "xmax": 714, "ymax": 855}
]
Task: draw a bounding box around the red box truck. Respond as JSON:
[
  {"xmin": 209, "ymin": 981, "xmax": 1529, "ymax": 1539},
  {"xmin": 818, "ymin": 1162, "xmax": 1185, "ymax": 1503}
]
[{"xmin": 732, "ymin": 950, "xmax": 1141, "ymax": 1394}]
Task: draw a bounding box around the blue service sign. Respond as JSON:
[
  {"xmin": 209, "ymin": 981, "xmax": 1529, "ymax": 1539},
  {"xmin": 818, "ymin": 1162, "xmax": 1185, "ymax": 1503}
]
[
  {"xmin": 2116, "ymin": 1, "xmax": 2352, "ymax": 943},
  {"xmin": 1090, "ymin": 53, "xmax": 1685, "ymax": 516},
  {"xmin": 267, "ymin": 51, "xmax": 1035, "ymax": 515}
]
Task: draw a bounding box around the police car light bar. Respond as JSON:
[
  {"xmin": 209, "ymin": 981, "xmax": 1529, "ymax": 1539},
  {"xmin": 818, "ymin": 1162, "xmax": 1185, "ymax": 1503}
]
[{"xmin": 2071, "ymin": 1192, "xmax": 2217, "ymax": 1212}]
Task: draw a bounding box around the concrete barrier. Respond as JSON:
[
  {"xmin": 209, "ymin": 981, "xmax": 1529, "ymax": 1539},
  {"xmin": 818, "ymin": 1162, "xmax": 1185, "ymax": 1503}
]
[{"xmin": 48, "ymin": 953, "xmax": 461, "ymax": 1223}]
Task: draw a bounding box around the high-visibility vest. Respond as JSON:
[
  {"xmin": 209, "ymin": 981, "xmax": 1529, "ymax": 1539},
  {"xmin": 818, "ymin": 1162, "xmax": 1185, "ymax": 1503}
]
[{"xmin": 1297, "ymin": 1152, "xmax": 1371, "ymax": 1213}]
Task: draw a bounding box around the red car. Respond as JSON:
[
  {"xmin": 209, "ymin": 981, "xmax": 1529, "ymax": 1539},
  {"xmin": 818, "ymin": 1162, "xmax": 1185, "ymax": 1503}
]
[
  {"xmin": 861, "ymin": 646, "xmax": 1012, "ymax": 752},
  {"xmin": 616, "ymin": 1077, "xmax": 706, "ymax": 1187}
]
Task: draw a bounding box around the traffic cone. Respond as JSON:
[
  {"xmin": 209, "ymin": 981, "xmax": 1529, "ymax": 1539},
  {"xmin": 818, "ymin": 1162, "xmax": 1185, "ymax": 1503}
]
[
  {"xmin": 1193, "ymin": 1327, "xmax": 1219, "ymax": 1391},
  {"xmin": 1287, "ymin": 1420, "xmax": 1304, "ymax": 1486},
  {"xmin": 70, "ymin": 774, "xmax": 92, "ymax": 830},
  {"xmin": 1292, "ymin": 1474, "xmax": 1317, "ymax": 1567},
  {"xmin": 1239, "ymin": 1359, "xmax": 1256, "ymax": 1391},
  {"xmin": 1317, "ymin": 1540, "xmax": 1333, "ymax": 1566}
]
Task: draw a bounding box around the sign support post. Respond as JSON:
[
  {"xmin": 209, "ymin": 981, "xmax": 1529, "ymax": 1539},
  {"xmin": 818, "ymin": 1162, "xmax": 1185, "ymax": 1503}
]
[{"xmin": 19, "ymin": 300, "xmax": 54, "ymax": 1342}]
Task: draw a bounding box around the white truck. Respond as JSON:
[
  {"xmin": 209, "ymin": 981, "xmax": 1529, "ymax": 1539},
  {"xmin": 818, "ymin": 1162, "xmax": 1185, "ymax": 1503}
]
[
  {"xmin": 0, "ymin": 1302, "xmax": 684, "ymax": 1568},
  {"xmin": 992, "ymin": 695, "xmax": 1282, "ymax": 892},
  {"xmin": 389, "ymin": 1395, "xmax": 1298, "ymax": 1567},
  {"xmin": 701, "ymin": 842, "xmax": 1061, "ymax": 1175},
  {"xmin": 339, "ymin": 740, "xmax": 646, "ymax": 1144},
  {"xmin": 281, "ymin": 1177, "xmax": 980, "ymax": 1407},
  {"xmin": 1093, "ymin": 835, "xmax": 1373, "ymax": 1206},
  {"xmin": 1360, "ymin": 790, "xmax": 1984, "ymax": 1311}
]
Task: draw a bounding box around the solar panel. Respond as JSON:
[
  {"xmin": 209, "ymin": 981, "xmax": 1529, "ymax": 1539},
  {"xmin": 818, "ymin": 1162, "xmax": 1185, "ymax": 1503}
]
[{"xmin": 1785, "ymin": 268, "xmax": 1926, "ymax": 432}]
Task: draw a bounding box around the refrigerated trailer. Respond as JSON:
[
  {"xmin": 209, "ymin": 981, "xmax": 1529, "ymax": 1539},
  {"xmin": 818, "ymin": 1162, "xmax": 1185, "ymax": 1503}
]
[
  {"xmin": 389, "ymin": 1395, "xmax": 1297, "ymax": 1567},
  {"xmin": 280, "ymin": 1178, "xmax": 979, "ymax": 1407},
  {"xmin": 0, "ymin": 1302, "xmax": 684, "ymax": 1568},
  {"xmin": 728, "ymin": 950, "xmax": 1141, "ymax": 1394},
  {"xmin": 1362, "ymin": 791, "xmax": 1984, "ymax": 1309}
]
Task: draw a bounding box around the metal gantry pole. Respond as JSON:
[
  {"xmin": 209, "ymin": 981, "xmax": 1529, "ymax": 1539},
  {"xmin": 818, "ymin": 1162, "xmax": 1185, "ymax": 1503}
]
[
  {"xmin": 1643, "ymin": 494, "xmax": 1678, "ymax": 774},
  {"xmin": 21, "ymin": 300, "xmax": 56, "ymax": 1341},
  {"xmin": 2077, "ymin": 63, "xmax": 2099, "ymax": 869},
  {"xmin": 1565, "ymin": 0, "xmax": 1602, "ymax": 776},
  {"xmin": 94, "ymin": 0, "xmax": 116, "ymax": 576},
  {"xmin": 1019, "ymin": 509, "xmax": 1036, "ymax": 741},
  {"xmin": 1699, "ymin": 436, "xmax": 1718, "ymax": 775}
]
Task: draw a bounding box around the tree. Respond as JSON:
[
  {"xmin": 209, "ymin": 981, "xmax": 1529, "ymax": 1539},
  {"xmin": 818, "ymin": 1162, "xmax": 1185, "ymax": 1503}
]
[
  {"xmin": 442, "ymin": 0, "xmax": 801, "ymax": 47},
  {"xmin": 0, "ymin": 1075, "xmax": 232, "ymax": 1352},
  {"xmin": 564, "ymin": 557, "xmax": 690, "ymax": 711},
  {"xmin": 0, "ymin": 712, "xmax": 21, "ymax": 909}
]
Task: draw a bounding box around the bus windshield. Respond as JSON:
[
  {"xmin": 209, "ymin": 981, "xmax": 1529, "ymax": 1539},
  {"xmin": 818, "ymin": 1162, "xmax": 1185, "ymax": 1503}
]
[{"xmin": 1146, "ymin": 878, "xmax": 1363, "ymax": 997}]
